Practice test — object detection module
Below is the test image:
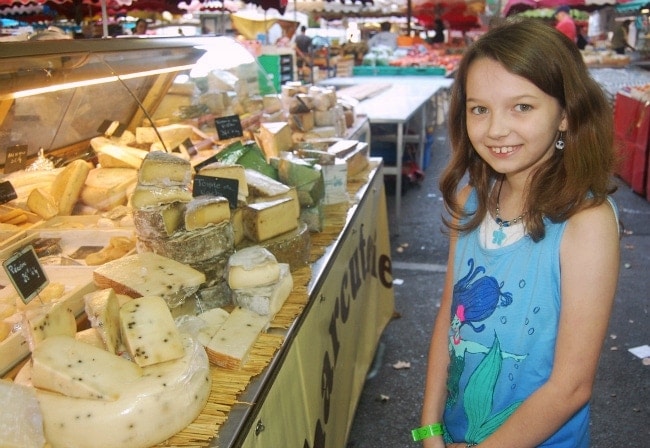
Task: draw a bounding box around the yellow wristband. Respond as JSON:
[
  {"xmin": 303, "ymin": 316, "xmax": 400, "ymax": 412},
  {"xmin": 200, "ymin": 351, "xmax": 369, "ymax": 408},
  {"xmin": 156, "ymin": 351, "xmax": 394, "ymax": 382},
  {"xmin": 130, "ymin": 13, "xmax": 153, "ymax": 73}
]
[{"xmin": 411, "ymin": 423, "xmax": 443, "ymax": 441}]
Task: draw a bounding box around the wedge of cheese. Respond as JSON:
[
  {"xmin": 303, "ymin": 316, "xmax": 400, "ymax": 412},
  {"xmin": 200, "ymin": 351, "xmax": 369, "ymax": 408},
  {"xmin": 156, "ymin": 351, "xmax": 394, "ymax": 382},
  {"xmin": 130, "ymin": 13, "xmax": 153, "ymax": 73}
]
[
  {"xmin": 26, "ymin": 187, "xmax": 58, "ymax": 220},
  {"xmin": 184, "ymin": 196, "xmax": 231, "ymax": 231},
  {"xmin": 80, "ymin": 167, "xmax": 137, "ymax": 211},
  {"xmin": 132, "ymin": 202, "xmax": 185, "ymax": 239},
  {"xmin": 205, "ymin": 307, "xmax": 269, "ymax": 369},
  {"xmin": 22, "ymin": 303, "xmax": 77, "ymax": 351},
  {"xmin": 130, "ymin": 184, "xmax": 193, "ymax": 209},
  {"xmin": 196, "ymin": 307, "xmax": 230, "ymax": 347},
  {"xmin": 137, "ymin": 150, "xmax": 192, "ymax": 187},
  {"xmin": 119, "ymin": 296, "xmax": 185, "ymax": 367},
  {"xmin": 227, "ymin": 246, "xmax": 280, "ymax": 289},
  {"xmin": 49, "ymin": 159, "xmax": 91, "ymax": 215},
  {"xmin": 233, "ymin": 263, "xmax": 293, "ymax": 317},
  {"xmin": 93, "ymin": 252, "xmax": 206, "ymax": 308},
  {"xmin": 31, "ymin": 336, "xmax": 142, "ymax": 401},
  {"xmin": 83, "ymin": 288, "xmax": 121, "ymax": 354},
  {"xmin": 242, "ymin": 197, "xmax": 299, "ymax": 243},
  {"xmin": 19, "ymin": 334, "xmax": 211, "ymax": 448},
  {"xmin": 257, "ymin": 121, "xmax": 292, "ymax": 160},
  {"xmin": 91, "ymin": 136, "xmax": 148, "ymax": 169},
  {"xmin": 197, "ymin": 162, "xmax": 249, "ymax": 200}
]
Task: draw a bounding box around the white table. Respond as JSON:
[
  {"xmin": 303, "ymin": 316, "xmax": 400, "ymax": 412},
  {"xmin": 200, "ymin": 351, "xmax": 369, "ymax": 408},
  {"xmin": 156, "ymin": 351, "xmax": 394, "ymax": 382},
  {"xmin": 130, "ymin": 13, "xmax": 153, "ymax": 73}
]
[{"xmin": 321, "ymin": 76, "xmax": 454, "ymax": 234}]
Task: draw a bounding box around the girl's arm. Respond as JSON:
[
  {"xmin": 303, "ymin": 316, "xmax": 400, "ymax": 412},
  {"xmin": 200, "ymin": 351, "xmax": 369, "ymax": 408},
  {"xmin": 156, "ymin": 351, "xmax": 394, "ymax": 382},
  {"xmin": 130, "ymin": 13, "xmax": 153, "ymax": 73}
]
[{"xmin": 475, "ymin": 200, "xmax": 620, "ymax": 447}]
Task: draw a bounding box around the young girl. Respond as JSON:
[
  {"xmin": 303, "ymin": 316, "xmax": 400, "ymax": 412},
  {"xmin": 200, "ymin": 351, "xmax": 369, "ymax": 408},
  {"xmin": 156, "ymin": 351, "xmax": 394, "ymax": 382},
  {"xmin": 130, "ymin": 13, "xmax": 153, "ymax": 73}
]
[{"xmin": 417, "ymin": 19, "xmax": 620, "ymax": 448}]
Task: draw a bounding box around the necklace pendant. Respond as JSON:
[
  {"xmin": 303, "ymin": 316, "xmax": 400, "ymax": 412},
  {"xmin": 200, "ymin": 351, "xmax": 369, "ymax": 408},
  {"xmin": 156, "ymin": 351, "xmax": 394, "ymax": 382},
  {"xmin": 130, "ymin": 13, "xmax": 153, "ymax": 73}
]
[{"xmin": 492, "ymin": 226, "xmax": 507, "ymax": 246}]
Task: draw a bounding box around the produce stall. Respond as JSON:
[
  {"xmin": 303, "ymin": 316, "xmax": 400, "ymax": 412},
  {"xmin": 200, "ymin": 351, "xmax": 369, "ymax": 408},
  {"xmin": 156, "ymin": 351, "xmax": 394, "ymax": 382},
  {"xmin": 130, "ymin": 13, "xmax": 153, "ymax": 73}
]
[{"xmin": 0, "ymin": 35, "xmax": 394, "ymax": 448}]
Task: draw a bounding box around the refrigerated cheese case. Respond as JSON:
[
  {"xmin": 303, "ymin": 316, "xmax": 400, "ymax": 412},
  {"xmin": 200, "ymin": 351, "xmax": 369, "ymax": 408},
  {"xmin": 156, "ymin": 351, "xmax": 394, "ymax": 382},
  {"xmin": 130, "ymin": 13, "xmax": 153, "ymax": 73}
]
[{"xmin": 0, "ymin": 36, "xmax": 393, "ymax": 448}]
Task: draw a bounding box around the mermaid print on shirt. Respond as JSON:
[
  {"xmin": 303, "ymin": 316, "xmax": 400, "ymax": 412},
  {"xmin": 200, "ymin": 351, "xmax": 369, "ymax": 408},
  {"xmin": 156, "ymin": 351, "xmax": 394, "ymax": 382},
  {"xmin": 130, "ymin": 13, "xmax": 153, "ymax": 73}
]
[{"xmin": 446, "ymin": 258, "xmax": 527, "ymax": 443}]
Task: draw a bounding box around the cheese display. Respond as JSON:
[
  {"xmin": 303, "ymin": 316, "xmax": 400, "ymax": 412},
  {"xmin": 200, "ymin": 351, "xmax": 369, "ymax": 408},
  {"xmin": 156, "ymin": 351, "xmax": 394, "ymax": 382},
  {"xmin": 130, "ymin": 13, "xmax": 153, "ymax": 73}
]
[
  {"xmin": 31, "ymin": 335, "xmax": 143, "ymax": 400},
  {"xmin": 83, "ymin": 288, "xmax": 122, "ymax": 354},
  {"xmin": 232, "ymin": 263, "xmax": 293, "ymax": 317},
  {"xmin": 227, "ymin": 246, "xmax": 281, "ymax": 289},
  {"xmin": 242, "ymin": 197, "xmax": 300, "ymax": 242},
  {"xmin": 93, "ymin": 252, "xmax": 206, "ymax": 308},
  {"xmin": 120, "ymin": 296, "xmax": 185, "ymax": 367},
  {"xmin": 205, "ymin": 306, "xmax": 270, "ymax": 369}
]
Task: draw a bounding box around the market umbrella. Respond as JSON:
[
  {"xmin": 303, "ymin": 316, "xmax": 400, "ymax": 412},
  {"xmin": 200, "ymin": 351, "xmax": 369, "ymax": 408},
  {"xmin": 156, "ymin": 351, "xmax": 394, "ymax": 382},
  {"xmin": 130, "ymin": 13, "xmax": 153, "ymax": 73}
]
[{"xmin": 411, "ymin": 0, "xmax": 483, "ymax": 31}]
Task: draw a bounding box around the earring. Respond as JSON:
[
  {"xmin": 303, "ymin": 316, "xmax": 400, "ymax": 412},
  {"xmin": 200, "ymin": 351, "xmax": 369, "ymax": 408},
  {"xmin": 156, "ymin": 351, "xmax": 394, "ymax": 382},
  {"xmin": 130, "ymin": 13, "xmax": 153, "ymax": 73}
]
[{"xmin": 555, "ymin": 132, "xmax": 565, "ymax": 151}]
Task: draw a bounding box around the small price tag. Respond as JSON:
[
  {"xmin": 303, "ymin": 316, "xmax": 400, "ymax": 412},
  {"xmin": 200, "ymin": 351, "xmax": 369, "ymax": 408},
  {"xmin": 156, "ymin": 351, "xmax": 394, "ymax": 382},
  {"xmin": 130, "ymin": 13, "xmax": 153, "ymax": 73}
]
[
  {"xmin": 2, "ymin": 245, "xmax": 49, "ymax": 304},
  {"xmin": 0, "ymin": 181, "xmax": 18, "ymax": 205},
  {"xmin": 4, "ymin": 145, "xmax": 28, "ymax": 174},
  {"xmin": 215, "ymin": 115, "xmax": 243, "ymax": 141},
  {"xmin": 193, "ymin": 175, "xmax": 238, "ymax": 209}
]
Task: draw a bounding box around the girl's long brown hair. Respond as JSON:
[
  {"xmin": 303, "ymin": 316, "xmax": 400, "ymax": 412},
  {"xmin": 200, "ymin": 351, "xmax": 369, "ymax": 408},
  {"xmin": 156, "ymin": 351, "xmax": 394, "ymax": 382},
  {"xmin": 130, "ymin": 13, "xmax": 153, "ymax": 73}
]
[{"xmin": 440, "ymin": 18, "xmax": 616, "ymax": 241}]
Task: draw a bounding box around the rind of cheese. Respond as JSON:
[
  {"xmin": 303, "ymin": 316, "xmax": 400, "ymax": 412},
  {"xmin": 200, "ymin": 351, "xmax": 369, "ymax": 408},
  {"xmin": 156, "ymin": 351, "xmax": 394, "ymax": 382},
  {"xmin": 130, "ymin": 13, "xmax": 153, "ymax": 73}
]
[
  {"xmin": 90, "ymin": 136, "xmax": 148, "ymax": 169},
  {"xmin": 184, "ymin": 195, "xmax": 231, "ymax": 231},
  {"xmin": 133, "ymin": 202, "xmax": 185, "ymax": 239},
  {"xmin": 26, "ymin": 187, "xmax": 58, "ymax": 220},
  {"xmin": 232, "ymin": 263, "xmax": 292, "ymax": 317},
  {"xmin": 137, "ymin": 220, "xmax": 234, "ymax": 264},
  {"xmin": 130, "ymin": 184, "xmax": 193, "ymax": 209},
  {"xmin": 231, "ymin": 207, "xmax": 244, "ymax": 246},
  {"xmin": 20, "ymin": 335, "xmax": 211, "ymax": 448},
  {"xmin": 120, "ymin": 296, "xmax": 185, "ymax": 367},
  {"xmin": 22, "ymin": 303, "xmax": 77, "ymax": 352},
  {"xmin": 257, "ymin": 121, "xmax": 292, "ymax": 160},
  {"xmin": 242, "ymin": 197, "xmax": 299, "ymax": 243},
  {"xmin": 227, "ymin": 246, "xmax": 280, "ymax": 289},
  {"xmin": 246, "ymin": 222, "xmax": 312, "ymax": 270},
  {"xmin": 31, "ymin": 335, "xmax": 142, "ymax": 400},
  {"xmin": 83, "ymin": 288, "xmax": 121, "ymax": 354},
  {"xmin": 137, "ymin": 150, "xmax": 192, "ymax": 187},
  {"xmin": 49, "ymin": 159, "xmax": 91, "ymax": 216},
  {"xmin": 205, "ymin": 307, "xmax": 269, "ymax": 369},
  {"xmin": 93, "ymin": 252, "xmax": 206, "ymax": 308},
  {"xmin": 198, "ymin": 162, "xmax": 249, "ymax": 199}
]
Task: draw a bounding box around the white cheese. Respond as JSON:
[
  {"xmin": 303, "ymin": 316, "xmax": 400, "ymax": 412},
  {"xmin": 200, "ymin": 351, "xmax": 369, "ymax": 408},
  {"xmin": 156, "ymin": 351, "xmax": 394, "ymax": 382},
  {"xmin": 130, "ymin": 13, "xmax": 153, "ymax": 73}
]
[
  {"xmin": 196, "ymin": 307, "xmax": 230, "ymax": 347},
  {"xmin": 83, "ymin": 288, "xmax": 121, "ymax": 354},
  {"xmin": 31, "ymin": 335, "xmax": 142, "ymax": 401},
  {"xmin": 233, "ymin": 263, "xmax": 293, "ymax": 317},
  {"xmin": 227, "ymin": 246, "xmax": 280, "ymax": 289},
  {"xmin": 0, "ymin": 379, "xmax": 45, "ymax": 448},
  {"xmin": 22, "ymin": 303, "xmax": 77, "ymax": 352},
  {"xmin": 205, "ymin": 306, "xmax": 269, "ymax": 369},
  {"xmin": 119, "ymin": 295, "xmax": 185, "ymax": 367}
]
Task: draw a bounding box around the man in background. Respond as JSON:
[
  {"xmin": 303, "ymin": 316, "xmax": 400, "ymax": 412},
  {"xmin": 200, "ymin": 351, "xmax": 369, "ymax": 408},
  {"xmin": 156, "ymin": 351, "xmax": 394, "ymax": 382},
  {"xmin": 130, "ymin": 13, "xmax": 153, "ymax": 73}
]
[
  {"xmin": 368, "ymin": 21, "xmax": 398, "ymax": 50},
  {"xmin": 294, "ymin": 26, "xmax": 312, "ymax": 79},
  {"xmin": 554, "ymin": 6, "xmax": 577, "ymax": 43}
]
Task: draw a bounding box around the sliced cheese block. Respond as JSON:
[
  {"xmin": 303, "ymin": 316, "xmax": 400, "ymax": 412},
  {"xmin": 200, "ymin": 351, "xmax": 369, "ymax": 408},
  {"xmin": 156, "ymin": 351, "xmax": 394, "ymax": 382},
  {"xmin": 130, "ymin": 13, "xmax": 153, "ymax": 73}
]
[
  {"xmin": 137, "ymin": 150, "xmax": 192, "ymax": 187},
  {"xmin": 49, "ymin": 159, "xmax": 91, "ymax": 215},
  {"xmin": 75, "ymin": 327, "xmax": 106, "ymax": 349},
  {"xmin": 31, "ymin": 336, "xmax": 142, "ymax": 401},
  {"xmin": 184, "ymin": 195, "xmax": 231, "ymax": 231},
  {"xmin": 233, "ymin": 263, "xmax": 292, "ymax": 317},
  {"xmin": 83, "ymin": 288, "xmax": 121, "ymax": 354},
  {"xmin": 80, "ymin": 167, "xmax": 137, "ymax": 211},
  {"xmin": 22, "ymin": 303, "xmax": 77, "ymax": 352},
  {"xmin": 242, "ymin": 197, "xmax": 299, "ymax": 243},
  {"xmin": 132, "ymin": 202, "xmax": 185, "ymax": 239},
  {"xmin": 0, "ymin": 380, "xmax": 45, "ymax": 448},
  {"xmin": 130, "ymin": 184, "xmax": 193, "ymax": 209},
  {"xmin": 137, "ymin": 220, "xmax": 234, "ymax": 264},
  {"xmin": 26, "ymin": 187, "xmax": 58, "ymax": 220},
  {"xmin": 90, "ymin": 136, "xmax": 148, "ymax": 169},
  {"xmin": 257, "ymin": 121, "xmax": 292, "ymax": 160},
  {"xmin": 20, "ymin": 334, "xmax": 210, "ymax": 448},
  {"xmin": 196, "ymin": 307, "xmax": 230, "ymax": 347},
  {"xmin": 120, "ymin": 296, "xmax": 185, "ymax": 367},
  {"xmin": 227, "ymin": 246, "xmax": 280, "ymax": 289},
  {"xmin": 93, "ymin": 252, "xmax": 206, "ymax": 308},
  {"xmin": 205, "ymin": 307, "xmax": 269, "ymax": 369},
  {"xmin": 198, "ymin": 162, "xmax": 249, "ymax": 199}
]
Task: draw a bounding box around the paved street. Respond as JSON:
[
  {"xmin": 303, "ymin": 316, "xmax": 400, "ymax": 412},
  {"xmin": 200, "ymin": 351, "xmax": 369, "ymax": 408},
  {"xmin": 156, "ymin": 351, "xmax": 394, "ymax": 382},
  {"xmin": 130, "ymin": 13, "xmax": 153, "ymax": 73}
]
[{"xmin": 347, "ymin": 125, "xmax": 650, "ymax": 447}]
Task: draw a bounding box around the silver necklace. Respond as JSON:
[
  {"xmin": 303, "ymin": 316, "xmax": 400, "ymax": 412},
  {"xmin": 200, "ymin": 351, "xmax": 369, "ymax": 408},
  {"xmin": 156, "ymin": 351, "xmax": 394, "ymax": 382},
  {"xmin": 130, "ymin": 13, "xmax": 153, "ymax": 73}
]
[{"xmin": 492, "ymin": 178, "xmax": 524, "ymax": 246}]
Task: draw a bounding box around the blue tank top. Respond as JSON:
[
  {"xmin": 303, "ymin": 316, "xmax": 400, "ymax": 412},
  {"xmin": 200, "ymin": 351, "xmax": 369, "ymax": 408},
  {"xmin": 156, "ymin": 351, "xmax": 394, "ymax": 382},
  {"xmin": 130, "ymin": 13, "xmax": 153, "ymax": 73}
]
[{"xmin": 443, "ymin": 189, "xmax": 596, "ymax": 447}]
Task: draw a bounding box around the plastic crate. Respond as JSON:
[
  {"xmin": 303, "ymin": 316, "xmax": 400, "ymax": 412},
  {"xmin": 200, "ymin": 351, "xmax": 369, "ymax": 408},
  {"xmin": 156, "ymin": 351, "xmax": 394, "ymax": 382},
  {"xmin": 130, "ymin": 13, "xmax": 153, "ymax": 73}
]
[{"xmin": 353, "ymin": 66, "xmax": 446, "ymax": 77}]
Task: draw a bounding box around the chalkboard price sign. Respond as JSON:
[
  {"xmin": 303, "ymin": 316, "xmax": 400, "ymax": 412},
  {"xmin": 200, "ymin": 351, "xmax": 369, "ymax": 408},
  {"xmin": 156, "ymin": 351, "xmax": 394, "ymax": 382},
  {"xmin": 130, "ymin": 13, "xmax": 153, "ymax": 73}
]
[
  {"xmin": 193, "ymin": 175, "xmax": 239, "ymax": 209},
  {"xmin": 215, "ymin": 115, "xmax": 243, "ymax": 140},
  {"xmin": 2, "ymin": 245, "xmax": 49, "ymax": 304},
  {"xmin": 4, "ymin": 145, "xmax": 28, "ymax": 174},
  {"xmin": 0, "ymin": 181, "xmax": 18, "ymax": 205}
]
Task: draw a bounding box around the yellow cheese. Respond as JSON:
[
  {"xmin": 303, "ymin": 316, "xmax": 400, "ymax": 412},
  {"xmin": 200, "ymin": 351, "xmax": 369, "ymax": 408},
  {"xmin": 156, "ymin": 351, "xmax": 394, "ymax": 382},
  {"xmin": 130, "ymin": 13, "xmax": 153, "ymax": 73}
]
[
  {"xmin": 205, "ymin": 306, "xmax": 269, "ymax": 369},
  {"xmin": 135, "ymin": 124, "xmax": 194, "ymax": 147},
  {"xmin": 184, "ymin": 195, "xmax": 231, "ymax": 231},
  {"xmin": 227, "ymin": 246, "xmax": 280, "ymax": 289},
  {"xmin": 242, "ymin": 197, "xmax": 299, "ymax": 242},
  {"xmin": 31, "ymin": 335, "xmax": 142, "ymax": 401},
  {"xmin": 290, "ymin": 111, "xmax": 315, "ymax": 132},
  {"xmin": 49, "ymin": 159, "xmax": 90, "ymax": 216},
  {"xmin": 132, "ymin": 202, "xmax": 185, "ymax": 239},
  {"xmin": 257, "ymin": 121, "xmax": 293, "ymax": 160},
  {"xmin": 26, "ymin": 187, "xmax": 58, "ymax": 220},
  {"xmin": 90, "ymin": 136, "xmax": 148, "ymax": 169},
  {"xmin": 231, "ymin": 207, "xmax": 244, "ymax": 246},
  {"xmin": 197, "ymin": 162, "xmax": 249, "ymax": 199},
  {"xmin": 130, "ymin": 184, "xmax": 193, "ymax": 209},
  {"xmin": 80, "ymin": 167, "xmax": 137, "ymax": 211},
  {"xmin": 137, "ymin": 150, "xmax": 192, "ymax": 187},
  {"xmin": 120, "ymin": 296, "xmax": 185, "ymax": 367},
  {"xmin": 245, "ymin": 168, "xmax": 300, "ymax": 214},
  {"xmin": 262, "ymin": 94, "xmax": 282, "ymax": 114}
]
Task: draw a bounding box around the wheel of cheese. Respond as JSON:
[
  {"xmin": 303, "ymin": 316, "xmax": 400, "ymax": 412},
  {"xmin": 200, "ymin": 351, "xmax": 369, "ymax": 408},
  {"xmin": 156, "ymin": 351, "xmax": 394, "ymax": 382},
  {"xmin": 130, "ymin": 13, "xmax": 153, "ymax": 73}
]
[
  {"xmin": 15, "ymin": 335, "xmax": 211, "ymax": 448},
  {"xmin": 137, "ymin": 220, "xmax": 234, "ymax": 264}
]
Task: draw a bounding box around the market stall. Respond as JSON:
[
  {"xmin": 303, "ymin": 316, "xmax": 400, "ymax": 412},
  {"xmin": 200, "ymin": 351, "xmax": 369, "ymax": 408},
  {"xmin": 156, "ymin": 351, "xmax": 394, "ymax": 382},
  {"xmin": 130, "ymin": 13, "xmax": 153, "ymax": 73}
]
[{"xmin": 0, "ymin": 35, "xmax": 394, "ymax": 448}]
